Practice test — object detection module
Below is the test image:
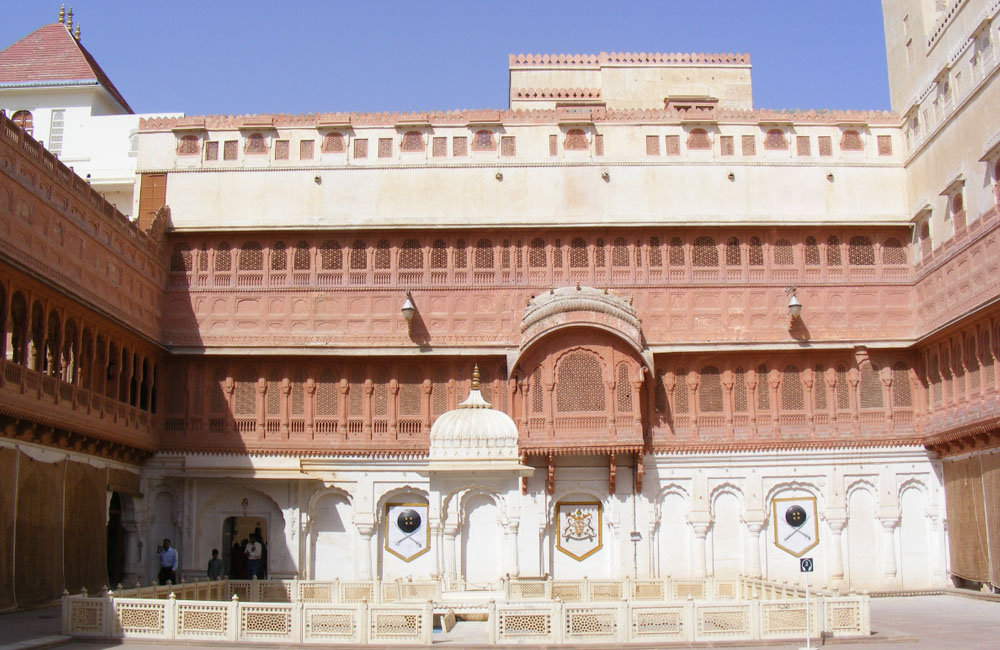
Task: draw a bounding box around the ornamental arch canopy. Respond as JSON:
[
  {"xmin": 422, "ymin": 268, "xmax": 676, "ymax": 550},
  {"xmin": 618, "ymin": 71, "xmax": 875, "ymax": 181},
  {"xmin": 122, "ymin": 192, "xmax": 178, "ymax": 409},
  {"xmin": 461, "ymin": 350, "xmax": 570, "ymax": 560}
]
[{"xmin": 510, "ymin": 286, "xmax": 648, "ymax": 455}]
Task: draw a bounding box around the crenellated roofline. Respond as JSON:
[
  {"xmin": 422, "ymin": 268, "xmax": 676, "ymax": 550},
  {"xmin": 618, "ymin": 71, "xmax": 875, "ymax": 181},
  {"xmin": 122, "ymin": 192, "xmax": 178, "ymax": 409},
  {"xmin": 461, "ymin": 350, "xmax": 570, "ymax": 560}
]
[
  {"xmin": 508, "ymin": 51, "xmax": 751, "ymax": 67},
  {"xmin": 139, "ymin": 107, "xmax": 900, "ymax": 132}
]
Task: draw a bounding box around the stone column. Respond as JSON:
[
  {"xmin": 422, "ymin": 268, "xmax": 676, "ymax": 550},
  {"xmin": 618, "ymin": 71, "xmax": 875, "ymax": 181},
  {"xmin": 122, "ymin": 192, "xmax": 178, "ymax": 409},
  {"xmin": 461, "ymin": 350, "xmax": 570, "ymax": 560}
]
[
  {"xmin": 255, "ymin": 377, "xmax": 267, "ymax": 436},
  {"xmin": 443, "ymin": 525, "xmax": 458, "ymax": 582},
  {"xmin": 880, "ymin": 367, "xmax": 894, "ymax": 431},
  {"xmin": 691, "ymin": 522, "xmax": 710, "ymax": 578},
  {"xmin": 605, "ymin": 378, "xmax": 617, "ymax": 431},
  {"xmin": 687, "ymin": 372, "xmax": 701, "ymax": 435},
  {"xmin": 519, "ymin": 380, "xmax": 530, "ymax": 432},
  {"xmin": 301, "ymin": 517, "xmax": 312, "ymax": 580},
  {"xmin": 429, "ymin": 521, "xmax": 443, "ymax": 579},
  {"xmin": 721, "ymin": 370, "xmax": 734, "ymax": 433},
  {"xmin": 305, "ymin": 378, "xmax": 316, "ymax": 438},
  {"xmin": 880, "ymin": 517, "xmax": 898, "ymax": 578},
  {"xmin": 363, "ymin": 379, "xmax": 374, "ymax": 436},
  {"xmin": 421, "ymin": 379, "xmax": 433, "ymax": 431},
  {"xmin": 388, "ymin": 379, "xmax": 399, "ymax": 437},
  {"xmin": 356, "ymin": 522, "xmax": 375, "ymax": 580},
  {"xmin": 538, "ymin": 522, "xmax": 548, "ymax": 578},
  {"xmin": 543, "ymin": 380, "xmax": 555, "ymax": 437},
  {"xmin": 507, "ymin": 519, "xmax": 520, "ymax": 577},
  {"xmin": 828, "ymin": 519, "xmax": 847, "ymax": 590},
  {"xmin": 825, "ymin": 368, "xmax": 839, "ymax": 424},
  {"xmin": 802, "ymin": 368, "xmax": 816, "ymax": 434},
  {"xmin": 280, "ymin": 378, "xmax": 291, "ymax": 437},
  {"xmin": 745, "ymin": 370, "xmax": 758, "ymax": 433},
  {"xmin": 745, "ymin": 520, "xmax": 764, "ymax": 579},
  {"xmin": 847, "ymin": 368, "xmax": 860, "ymax": 433},
  {"xmin": 123, "ymin": 521, "xmax": 141, "ymax": 586},
  {"xmin": 337, "ymin": 379, "xmax": 349, "ymax": 435}
]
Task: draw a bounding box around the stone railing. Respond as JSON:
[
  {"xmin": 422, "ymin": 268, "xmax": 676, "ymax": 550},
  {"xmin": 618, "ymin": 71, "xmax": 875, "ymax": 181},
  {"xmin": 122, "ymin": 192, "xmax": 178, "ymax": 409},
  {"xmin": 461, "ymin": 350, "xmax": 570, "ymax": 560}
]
[
  {"xmin": 491, "ymin": 593, "xmax": 869, "ymax": 644},
  {"xmin": 64, "ymin": 576, "xmax": 867, "ymax": 645},
  {"xmin": 504, "ymin": 576, "xmax": 742, "ymax": 602},
  {"xmin": 62, "ymin": 581, "xmax": 433, "ymax": 645}
]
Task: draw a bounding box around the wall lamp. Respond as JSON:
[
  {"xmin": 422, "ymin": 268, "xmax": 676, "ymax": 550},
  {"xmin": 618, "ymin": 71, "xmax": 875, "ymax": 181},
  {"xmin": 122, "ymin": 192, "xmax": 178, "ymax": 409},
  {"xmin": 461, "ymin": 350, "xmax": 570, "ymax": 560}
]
[
  {"xmin": 401, "ymin": 290, "xmax": 415, "ymax": 325},
  {"xmin": 786, "ymin": 287, "xmax": 802, "ymax": 329}
]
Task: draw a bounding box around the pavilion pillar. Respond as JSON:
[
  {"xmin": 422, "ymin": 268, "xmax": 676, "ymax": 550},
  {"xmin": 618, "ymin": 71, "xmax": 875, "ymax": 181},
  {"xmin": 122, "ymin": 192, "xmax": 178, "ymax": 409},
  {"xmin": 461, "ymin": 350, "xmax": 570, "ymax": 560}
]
[
  {"xmin": 443, "ymin": 525, "xmax": 459, "ymax": 583},
  {"xmin": 506, "ymin": 519, "xmax": 520, "ymax": 577},
  {"xmin": 690, "ymin": 521, "xmax": 710, "ymax": 578},
  {"xmin": 745, "ymin": 520, "xmax": 764, "ymax": 579},
  {"xmin": 880, "ymin": 517, "xmax": 898, "ymax": 579},
  {"xmin": 827, "ymin": 518, "xmax": 846, "ymax": 590},
  {"xmin": 429, "ymin": 521, "xmax": 442, "ymax": 579},
  {"xmin": 356, "ymin": 522, "xmax": 374, "ymax": 580}
]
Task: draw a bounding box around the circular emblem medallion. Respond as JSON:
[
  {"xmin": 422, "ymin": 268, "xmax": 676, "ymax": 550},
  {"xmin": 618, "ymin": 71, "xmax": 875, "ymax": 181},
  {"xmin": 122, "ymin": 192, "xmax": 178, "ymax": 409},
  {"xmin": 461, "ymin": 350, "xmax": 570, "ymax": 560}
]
[
  {"xmin": 785, "ymin": 505, "xmax": 807, "ymax": 527},
  {"xmin": 397, "ymin": 509, "xmax": 422, "ymax": 534}
]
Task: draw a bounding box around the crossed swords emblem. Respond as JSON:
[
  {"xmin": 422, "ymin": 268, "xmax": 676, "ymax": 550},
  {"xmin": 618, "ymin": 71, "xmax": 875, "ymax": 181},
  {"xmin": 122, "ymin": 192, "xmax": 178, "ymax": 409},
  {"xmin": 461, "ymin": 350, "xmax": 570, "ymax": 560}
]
[
  {"xmin": 783, "ymin": 505, "xmax": 812, "ymax": 542},
  {"xmin": 396, "ymin": 509, "xmax": 424, "ymax": 548}
]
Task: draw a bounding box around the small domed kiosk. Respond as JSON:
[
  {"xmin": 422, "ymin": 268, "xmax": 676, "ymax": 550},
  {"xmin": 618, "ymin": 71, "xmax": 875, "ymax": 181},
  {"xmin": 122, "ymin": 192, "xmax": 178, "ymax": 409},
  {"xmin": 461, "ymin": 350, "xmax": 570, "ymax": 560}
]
[{"xmin": 429, "ymin": 366, "xmax": 533, "ymax": 475}]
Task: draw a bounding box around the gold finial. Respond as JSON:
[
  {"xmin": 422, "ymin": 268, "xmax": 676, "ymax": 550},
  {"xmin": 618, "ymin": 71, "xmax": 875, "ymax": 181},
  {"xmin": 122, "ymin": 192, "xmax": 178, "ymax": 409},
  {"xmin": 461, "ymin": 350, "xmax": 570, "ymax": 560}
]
[
  {"xmin": 66, "ymin": 7, "xmax": 73, "ymax": 30},
  {"xmin": 59, "ymin": 5, "xmax": 65, "ymax": 23},
  {"xmin": 472, "ymin": 365, "xmax": 480, "ymax": 391},
  {"xmin": 74, "ymin": 23, "xmax": 80, "ymax": 40}
]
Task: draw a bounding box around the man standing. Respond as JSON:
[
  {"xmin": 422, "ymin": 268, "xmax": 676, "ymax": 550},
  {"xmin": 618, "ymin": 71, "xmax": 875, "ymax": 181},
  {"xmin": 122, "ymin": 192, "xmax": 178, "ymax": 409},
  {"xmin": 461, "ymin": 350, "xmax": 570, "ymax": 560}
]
[
  {"xmin": 158, "ymin": 538, "xmax": 178, "ymax": 585},
  {"xmin": 206, "ymin": 548, "xmax": 224, "ymax": 580},
  {"xmin": 246, "ymin": 534, "xmax": 262, "ymax": 579}
]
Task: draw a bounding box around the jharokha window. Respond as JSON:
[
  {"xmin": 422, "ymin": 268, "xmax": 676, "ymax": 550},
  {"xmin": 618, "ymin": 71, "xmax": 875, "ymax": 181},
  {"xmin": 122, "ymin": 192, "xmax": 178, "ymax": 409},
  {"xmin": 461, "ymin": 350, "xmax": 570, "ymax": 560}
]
[
  {"xmin": 245, "ymin": 133, "xmax": 267, "ymax": 154},
  {"xmin": 564, "ymin": 129, "xmax": 588, "ymax": 150},
  {"xmin": 177, "ymin": 135, "xmax": 200, "ymax": 155},
  {"xmin": 322, "ymin": 132, "xmax": 346, "ymax": 153},
  {"xmin": 472, "ymin": 130, "xmax": 495, "ymax": 151},
  {"xmin": 841, "ymin": 130, "xmax": 863, "ymax": 151},
  {"xmin": 764, "ymin": 129, "xmax": 787, "ymax": 150},
  {"xmin": 11, "ymin": 110, "xmax": 32, "ymax": 135},
  {"xmin": 555, "ymin": 352, "xmax": 606, "ymax": 412},
  {"xmin": 401, "ymin": 131, "xmax": 424, "ymax": 152},
  {"xmin": 687, "ymin": 128, "xmax": 711, "ymax": 150}
]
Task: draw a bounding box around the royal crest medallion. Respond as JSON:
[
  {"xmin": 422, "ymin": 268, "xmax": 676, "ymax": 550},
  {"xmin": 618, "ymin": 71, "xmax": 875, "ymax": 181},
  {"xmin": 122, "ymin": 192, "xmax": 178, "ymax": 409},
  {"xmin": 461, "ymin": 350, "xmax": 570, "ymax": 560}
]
[{"xmin": 556, "ymin": 501, "xmax": 602, "ymax": 561}]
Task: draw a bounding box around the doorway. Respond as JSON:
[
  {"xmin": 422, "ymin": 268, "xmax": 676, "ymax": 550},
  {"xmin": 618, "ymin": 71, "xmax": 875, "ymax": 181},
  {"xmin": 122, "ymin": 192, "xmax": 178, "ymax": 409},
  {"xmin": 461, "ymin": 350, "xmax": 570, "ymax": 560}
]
[
  {"xmin": 222, "ymin": 516, "xmax": 268, "ymax": 579},
  {"xmin": 107, "ymin": 492, "xmax": 126, "ymax": 587}
]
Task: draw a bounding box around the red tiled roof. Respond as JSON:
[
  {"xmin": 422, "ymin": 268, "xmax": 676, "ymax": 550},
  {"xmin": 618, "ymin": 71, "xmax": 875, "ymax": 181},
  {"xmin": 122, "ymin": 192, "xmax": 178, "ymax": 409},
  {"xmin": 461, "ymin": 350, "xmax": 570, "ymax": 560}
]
[{"xmin": 0, "ymin": 23, "xmax": 132, "ymax": 113}]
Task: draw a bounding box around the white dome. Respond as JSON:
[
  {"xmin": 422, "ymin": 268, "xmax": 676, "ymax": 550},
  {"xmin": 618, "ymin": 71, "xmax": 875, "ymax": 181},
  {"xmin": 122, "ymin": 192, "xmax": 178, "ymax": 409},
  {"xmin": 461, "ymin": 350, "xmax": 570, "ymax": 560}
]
[{"xmin": 429, "ymin": 370, "xmax": 520, "ymax": 463}]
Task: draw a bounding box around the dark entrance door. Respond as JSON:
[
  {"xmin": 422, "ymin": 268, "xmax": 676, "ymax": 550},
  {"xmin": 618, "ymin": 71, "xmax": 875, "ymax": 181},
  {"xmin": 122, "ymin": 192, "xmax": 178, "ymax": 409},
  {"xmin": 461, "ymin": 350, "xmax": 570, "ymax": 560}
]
[{"xmin": 106, "ymin": 492, "xmax": 126, "ymax": 587}]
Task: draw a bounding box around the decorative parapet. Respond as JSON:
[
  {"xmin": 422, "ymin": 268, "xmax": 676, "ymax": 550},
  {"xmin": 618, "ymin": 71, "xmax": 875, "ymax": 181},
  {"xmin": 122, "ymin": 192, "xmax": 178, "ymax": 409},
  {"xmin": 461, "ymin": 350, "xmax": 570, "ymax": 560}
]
[
  {"xmin": 512, "ymin": 87, "xmax": 602, "ymax": 99},
  {"xmin": 509, "ymin": 51, "xmax": 750, "ymax": 67},
  {"xmin": 139, "ymin": 107, "xmax": 898, "ymax": 131},
  {"xmin": 239, "ymin": 114, "xmax": 274, "ymax": 129},
  {"xmin": 170, "ymin": 116, "xmax": 206, "ymax": 132}
]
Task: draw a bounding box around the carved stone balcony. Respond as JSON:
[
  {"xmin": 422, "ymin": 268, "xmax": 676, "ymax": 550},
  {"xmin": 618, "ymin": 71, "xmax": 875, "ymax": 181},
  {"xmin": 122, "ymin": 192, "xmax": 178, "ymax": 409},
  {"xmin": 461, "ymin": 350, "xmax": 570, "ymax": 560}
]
[{"xmin": 0, "ymin": 359, "xmax": 158, "ymax": 455}]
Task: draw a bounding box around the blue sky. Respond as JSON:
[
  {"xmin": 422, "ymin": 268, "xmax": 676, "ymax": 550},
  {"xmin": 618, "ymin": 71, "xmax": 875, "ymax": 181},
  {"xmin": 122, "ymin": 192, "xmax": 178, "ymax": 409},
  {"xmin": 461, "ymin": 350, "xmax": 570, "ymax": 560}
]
[{"xmin": 1, "ymin": 1, "xmax": 890, "ymax": 116}]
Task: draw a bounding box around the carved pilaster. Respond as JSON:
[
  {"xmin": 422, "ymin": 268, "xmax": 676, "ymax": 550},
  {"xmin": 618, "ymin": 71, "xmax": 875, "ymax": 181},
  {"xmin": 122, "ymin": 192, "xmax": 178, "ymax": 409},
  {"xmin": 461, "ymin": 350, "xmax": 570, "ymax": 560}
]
[
  {"xmin": 745, "ymin": 369, "xmax": 758, "ymax": 433},
  {"xmin": 388, "ymin": 378, "xmax": 399, "ymax": 436},
  {"xmin": 305, "ymin": 378, "xmax": 317, "ymax": 438},
  {"xmin": 802, "ymin": 367, "xmax": 815, "ymax": 433},
  {"xmin": 337, "ymin": 378, "xmax": 349, "ymax": 434}
]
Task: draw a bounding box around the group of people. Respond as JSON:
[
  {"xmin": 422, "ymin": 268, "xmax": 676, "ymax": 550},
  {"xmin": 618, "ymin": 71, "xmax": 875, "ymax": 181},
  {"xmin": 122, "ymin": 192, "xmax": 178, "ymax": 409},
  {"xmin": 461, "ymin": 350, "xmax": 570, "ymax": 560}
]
[
  {"xmin": 229, "ymin": 531, "xmax": 267, "ymax": 580},
  {"xmin": 156, "ymin": 531, "xmax": 268, "ymax": 585}
]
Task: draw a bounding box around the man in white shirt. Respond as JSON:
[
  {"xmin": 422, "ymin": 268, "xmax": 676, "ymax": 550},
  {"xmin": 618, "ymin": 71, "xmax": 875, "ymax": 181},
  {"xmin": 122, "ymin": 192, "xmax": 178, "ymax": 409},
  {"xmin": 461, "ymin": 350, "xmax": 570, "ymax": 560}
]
[
  {"xmin": 246, "ymin": 534, "xmax": 262, "ymax": 579},
  {"xmin": 158, "ymin": 538, "xmax": 178, "ymax": 585}
]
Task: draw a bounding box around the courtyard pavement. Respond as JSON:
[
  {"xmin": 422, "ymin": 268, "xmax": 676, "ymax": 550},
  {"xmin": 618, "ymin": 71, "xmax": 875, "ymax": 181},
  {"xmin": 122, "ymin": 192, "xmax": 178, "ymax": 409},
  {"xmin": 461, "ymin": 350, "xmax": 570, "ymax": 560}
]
[{"xmin": 0, "ymin": 593, "xmax": 997, "ymax": 649}]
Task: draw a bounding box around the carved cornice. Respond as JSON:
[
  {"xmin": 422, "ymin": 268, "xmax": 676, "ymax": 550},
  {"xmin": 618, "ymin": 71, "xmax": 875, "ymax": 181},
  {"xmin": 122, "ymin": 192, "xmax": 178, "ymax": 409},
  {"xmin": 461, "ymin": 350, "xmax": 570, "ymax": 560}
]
[{"xmin": 0, "ymin": 413, "xmax": 151, "ymax": 465}]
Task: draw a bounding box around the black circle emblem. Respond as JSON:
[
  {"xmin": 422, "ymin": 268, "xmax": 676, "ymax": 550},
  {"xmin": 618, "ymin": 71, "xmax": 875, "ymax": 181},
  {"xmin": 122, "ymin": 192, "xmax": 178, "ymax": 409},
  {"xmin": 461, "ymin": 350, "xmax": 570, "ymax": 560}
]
[
  {"xmin": 785, "ymin": 505, "xmax": 808, "ymax": 527},
  {"xmin": 397, "ymin": 509, "xmax": 422, "ymax": 534}
]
